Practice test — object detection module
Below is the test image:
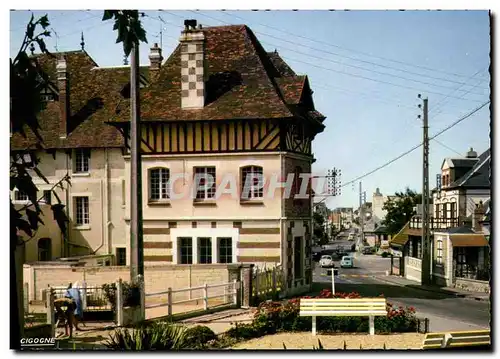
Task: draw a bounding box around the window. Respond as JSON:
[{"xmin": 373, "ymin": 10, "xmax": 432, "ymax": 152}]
[
  {"xmin": 74, "ymin": 149, "xmax": 90, "ymax": 173},
  {"xmin": 241, "ymin": 166, "xmax": 263, "ymax": 199},
  {"xmin": 149, "ymin": 168, "xmax": 170, "ymax": 201},
  {"xmin": 194, "ymin": 167, "xmax": 216, "ymax": 200},
  {"xmin": 14, "ymin": 190, "xmax": 29, "ymax": 202},
  {"xmin": 218, "ymin": 237, "xmax": 232, "ymax": 264},
  {"xmin": 442, "ymin": 175, "xmax": 446, "ymax": 187},
  {"xmin": 40, "ymin": 87, "xmax": 55, "ymax": 102},
  {"xmin": 42, "ymin": 190, "xmax": 52, "ymax": 205},
  {"xmin": 38, "ymin": 238, "xmax": 51, "ymax": 261},
  {"xmin": 435, "ymin": 204, "xmax": 440, "ymax": 219},
  {"xmin": 436, "ymin": 239, "xmax": 443, "ymax": 264},
  {"xmin": 455, "ymin": 247, "xmax": 468, "ymax": 278},
  {"xmin": 198, "ymin": 237, "xmax": 212, "ymax": 264},
  {"xmin": 75, "ymin": 196, "xmax": 89, "ymax": 226},
  {"xmin": 179, "ymin": 237, "xmax": 193, "ymax": 264},
  {"xmin": 116, "ymin": 248, "xmax": 127, "ymax": 266},
  {"xmin": 294, "ymin": 236, "xmax": 303, "ymax": 279}
]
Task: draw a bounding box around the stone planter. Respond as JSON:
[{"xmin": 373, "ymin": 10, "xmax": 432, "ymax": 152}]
[{"xmin": 122, "ymin": 306, "xmax": 142, "ymax": 326}]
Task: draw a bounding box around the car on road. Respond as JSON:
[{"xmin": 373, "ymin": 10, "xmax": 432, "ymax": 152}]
[
  {"xmin": 319, "ymin": 255, "xmax": 335, "ymax": 268},
  {"xmin": 362, "ymin": 247, "xmax": 376, "ymax": 255},
  {"xmin": 340, "ymin": 256, "xmax": 354, "ymax": 268}
]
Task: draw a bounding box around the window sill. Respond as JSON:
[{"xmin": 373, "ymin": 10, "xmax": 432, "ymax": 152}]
[
  {"xmin": 72, "ymin": 172, "xmax": 90, "ymax": 177},
  {"xmin": 148, "ymin": 200, "xmax": 171, "ymax": 206},
  {"xmin": 240, "ymin": 198, "xmax": 264, "ymax": 206},
  {"xmin": 193, "ymin": 199, "xmax": 217, "ymax": 207},
  {"xmin": 74, "ymin": 225, "xmax": 91, "ymax": 231}
]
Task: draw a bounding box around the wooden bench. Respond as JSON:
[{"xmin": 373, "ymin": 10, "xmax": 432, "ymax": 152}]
[
  {"xmin": 299, "ymin": 298, "xmax": 387, "ymax": 336},
  {"xmin": 422, "ymin": 330, "xmax": 491, "ymax": 349}
]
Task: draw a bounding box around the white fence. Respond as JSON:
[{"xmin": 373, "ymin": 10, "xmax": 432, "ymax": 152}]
[
  {"xmin": 46, "ymin": 284, "xmax": 111, "ymax": 311},
  {"xmin": 144, "ymin": 279, "xmax": 240, "ymax": 318}
]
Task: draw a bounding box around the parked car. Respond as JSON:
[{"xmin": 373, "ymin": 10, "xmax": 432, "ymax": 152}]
[
  {"xmin": 362, "ymin": 247, "xmax": 376, "ymax": 255},
  {"xmin": 340, "ymin": 256, "xmax": 354, "ymax": 268},
  {"xmin": 319, "ymin": 255, "xmax": 335, "ymax": 268}
]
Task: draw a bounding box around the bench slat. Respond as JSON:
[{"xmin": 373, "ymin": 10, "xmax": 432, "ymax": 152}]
[
  {"xmin": 300, "ymin": 307, "xmax": 386, "ymax": 311},
  {"xmin": 300, "ymin": 311, "xmax": 387, "ymax": 317},
  {"xmin": 301, "ymin": 299, "xmax": 387, "ymax": 303}
]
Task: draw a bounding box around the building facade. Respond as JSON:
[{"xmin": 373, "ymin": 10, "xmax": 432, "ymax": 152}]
[{"xmin": 11, "ymin": 20, "xmax": 326, "ymax": 292}]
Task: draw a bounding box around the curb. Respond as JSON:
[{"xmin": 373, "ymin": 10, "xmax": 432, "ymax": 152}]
[{"xmin": 373, "ymin": 276, "xmax": 489, "ymax": 302}]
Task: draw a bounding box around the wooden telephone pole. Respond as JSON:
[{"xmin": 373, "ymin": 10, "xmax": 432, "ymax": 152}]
[
  {"xmin": 420, "ymin": 95, "xmax": 431, "ymax": 285},
  {"xmin": 129, "ymin": 40, "xmax": 144, "ymax": 281}
]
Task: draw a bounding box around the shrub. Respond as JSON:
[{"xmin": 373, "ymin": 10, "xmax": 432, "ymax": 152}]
[
  {"xmin": 102, "ymin": 281, "xmax": 141, "ymax": 311},
  {"xmin": 104, "ymin": 322, "xmax": 190, "ymax": 350},
  {"xmin": 381, "ymin": 252, "xmax": 389, "ymax": 258},
  {"xmin": 183, "ymin": 326, "xmax": 217, "ymax": 349}
]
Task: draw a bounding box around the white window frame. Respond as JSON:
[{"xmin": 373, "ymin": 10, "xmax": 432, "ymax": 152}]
[
  {"xmin": 74, "ymin": 196, "xmax": 90, "ymax": 226},
  {"xmin": 198, "ymin": 237, "xmax": 212, "ymax": 264},
  {"xmin": 73, "ymin": 149, "xmax": 90, "ymax": 174},
  {"xmin": 241, "ymin": 165, "xmax": 264, "ymax": 200},
  {"xmin": 149, "ymin": 167, "xmax": 170, "ymax": 202},
  {"xmin": 171, "ymin": 228, "xmax": 238, "ymax": 264},
  {"xmin": 13, "ymin": 189, "xmax": 29, "ymax": 203},
  {"xmin": 194, "ymin": 166, "xmax": 216, "ymax": 200},
  {"xmin": 436, "ymin": 239, "xmax": 443, "ymax": 264},
  {"xmin": 178, "ymin": 237, "xmax": 193, "ymax": 264}
]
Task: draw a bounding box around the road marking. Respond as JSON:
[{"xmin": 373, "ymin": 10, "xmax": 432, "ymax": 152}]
[{"xmin": 320, "ymin": 273, "xmax": 370, "ymax": 278}]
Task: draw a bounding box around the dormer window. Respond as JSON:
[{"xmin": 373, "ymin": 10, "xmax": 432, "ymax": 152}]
[{"xmin": 40, "ymin": 87, "xmax": 55, "ymax": 102}]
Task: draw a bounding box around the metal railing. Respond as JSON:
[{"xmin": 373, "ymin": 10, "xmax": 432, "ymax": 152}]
[{"xmin": 144, "ymin": 280, "xmax": 239, "ymax": 316}]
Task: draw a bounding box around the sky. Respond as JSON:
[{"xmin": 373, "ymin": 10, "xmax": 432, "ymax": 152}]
[{"xmin": 9, "ymin": 10, "xmax": 491, "ymax": 210}]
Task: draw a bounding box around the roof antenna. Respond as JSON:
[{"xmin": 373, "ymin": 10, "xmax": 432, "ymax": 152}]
[
  {"xmin": 80, "ymin": 32, "xmax": 85, "ymax": 51},
  {"xmin": 51, "ymin": 28, "xmax": 59, "ymax": 52},
  {"xmin": 158, "ymin": 15, "xmax": 167, "ymax": 50}
]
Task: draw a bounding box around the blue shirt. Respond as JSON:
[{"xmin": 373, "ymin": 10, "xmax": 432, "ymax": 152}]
[{"xmin": 65, "ymin": 288, "xmax": 83, "ymax": 316}]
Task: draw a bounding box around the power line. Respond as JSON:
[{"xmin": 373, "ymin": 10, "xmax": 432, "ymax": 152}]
[
  {"xmin": 184, "ymin": 10, "xmax": 487, "ymax": 95},
  {"xmin": 217, "ymin": 10, "xmax": 484, "ymax": 81},
  {"xmin": 314, "ymin": 100, "xmax": 490, "ymax": 207},
  {"xmin": 166, "ymin": 10, "xmax": 488, "ymax": 102}
]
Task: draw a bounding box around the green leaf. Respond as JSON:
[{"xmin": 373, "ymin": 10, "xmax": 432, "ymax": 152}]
[
  {"xmin": 33, "ymin": 166, "xmax": 49, "ymax": 184},
  {"xmin": 39, "ymin": 15, "xmax": 50, "ymax": 29},
  {"xmin": 25, "ymin": 208, "xmax": 40, "ymax": 230},
  {"xmin": 16, "ymin": 218, "xmax": 33, "ymax": 237},
  {"xmin": 102, "ymin": 10, "xmax": 115, "ymax": 21}
]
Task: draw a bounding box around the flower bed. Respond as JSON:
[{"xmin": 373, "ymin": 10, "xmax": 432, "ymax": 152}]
[{"xmin": 225, "ymin": 290, "xmax": 418, "ymax": 342}]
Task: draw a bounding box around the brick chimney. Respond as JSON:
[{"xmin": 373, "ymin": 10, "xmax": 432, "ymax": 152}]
[
  {"xmin": 56, "ymin": 56, "xmax": 68, "ymax": 139},
  {"xmin": 148, "ymin": 43, "xmax": 163, "ymax": 81},
  {"xmin": 473, "ymin": 201, "xmax": 485, "ymax": 232},
  {"xmin": 179, "ymin": 19, "xmax": 205, "ymax": 109}
]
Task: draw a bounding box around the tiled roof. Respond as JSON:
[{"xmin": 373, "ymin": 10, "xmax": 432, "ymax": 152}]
[
  {"xmin": 11, "ymin": 24, "xmax": 325, "ymax": 150},
  {"xmin": 449, "ymin": 149, "xmax": 490, "ymax": 189},
  {"xmin": 267, "ymin": 51, "xmax": 297, "ymax": 76}
]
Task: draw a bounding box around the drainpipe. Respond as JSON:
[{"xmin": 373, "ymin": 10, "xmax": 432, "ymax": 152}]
[
  {"xmin": 92, "ymin": 149, "xmax": 108, "ymax": 255},
  {"xmin": 65, "ymin": 151, "xmax": 71, "ymax": 257},
  {"xmin": 106, "ymin": 149, "xmax": 112, "ymax": 256}
]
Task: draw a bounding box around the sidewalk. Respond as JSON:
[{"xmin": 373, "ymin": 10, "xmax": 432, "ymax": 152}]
[{"xmin": 373, "ymin": 275, "xmax": 490, "ymax": 302}]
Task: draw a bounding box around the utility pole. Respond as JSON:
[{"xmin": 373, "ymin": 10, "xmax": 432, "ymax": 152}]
[
  {"xmin": 130, "ymin": 40, "xmax": 144, "ymax": 281},
  {"xmin": 420, "ymin": 95, "xmax": 431, "ymax": 285},
  {"xmin": 359, "ymin": 182, "xmax": 366, "ymax": 248}
]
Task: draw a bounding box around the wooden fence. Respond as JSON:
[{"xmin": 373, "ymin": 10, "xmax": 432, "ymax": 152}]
[{"xmin": 252, "ymin": 265, "xmax": 285, "ymax": 304}]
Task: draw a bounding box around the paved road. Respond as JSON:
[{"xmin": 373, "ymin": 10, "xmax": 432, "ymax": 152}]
[{"xmin": 312, "ymin": 250, "xmax": 491, "ymax": 332}]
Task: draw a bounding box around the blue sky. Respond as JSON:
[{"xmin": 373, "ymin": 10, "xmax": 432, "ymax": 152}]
[{"xmin": 9, "ymin": 10, "xmax": 491, "ymax": 210}]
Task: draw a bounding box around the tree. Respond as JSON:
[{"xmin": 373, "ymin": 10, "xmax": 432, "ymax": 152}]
[
  {"xmin": 382, "ymin": 188, "xmax": 422, "ymax": 235},
  {"xmin": 10, "ymin": 11, "xmax": 148, "ymax": 349},
  {"xmin": 313, "ymin": 211, "xmax": 328, "ymax": 245}
]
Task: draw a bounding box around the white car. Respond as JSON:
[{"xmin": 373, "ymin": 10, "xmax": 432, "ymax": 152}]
[
  {"xmin": 319, "ymin": 255, "xmax": 334, "ymax": 268},
  {"xmin": 340, "ymin": 256, "xmax": 354, "ymax": 268}
]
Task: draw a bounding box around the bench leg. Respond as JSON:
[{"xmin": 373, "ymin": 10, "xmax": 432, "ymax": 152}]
[
  {"xmin": 312, "ymin": 316, "xmax": 317, "ymax": 336},
  {"xmin": 369, "ymin": 315, "xmax": 374, "ymax": 335}
]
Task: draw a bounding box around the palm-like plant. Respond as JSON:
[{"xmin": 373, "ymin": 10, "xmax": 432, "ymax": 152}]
[{"xmin": 105, "ymin": 322, "xmax": 191, "ymax": 350}]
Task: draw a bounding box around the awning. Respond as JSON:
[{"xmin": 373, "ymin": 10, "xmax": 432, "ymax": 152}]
[
  {"xmin": 450, "ymin": 234, "xmax": 489, "ymax": 247},
  {"xmin": 389, "ymin": 222, "xmax": 410, "ymax": 247}
]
